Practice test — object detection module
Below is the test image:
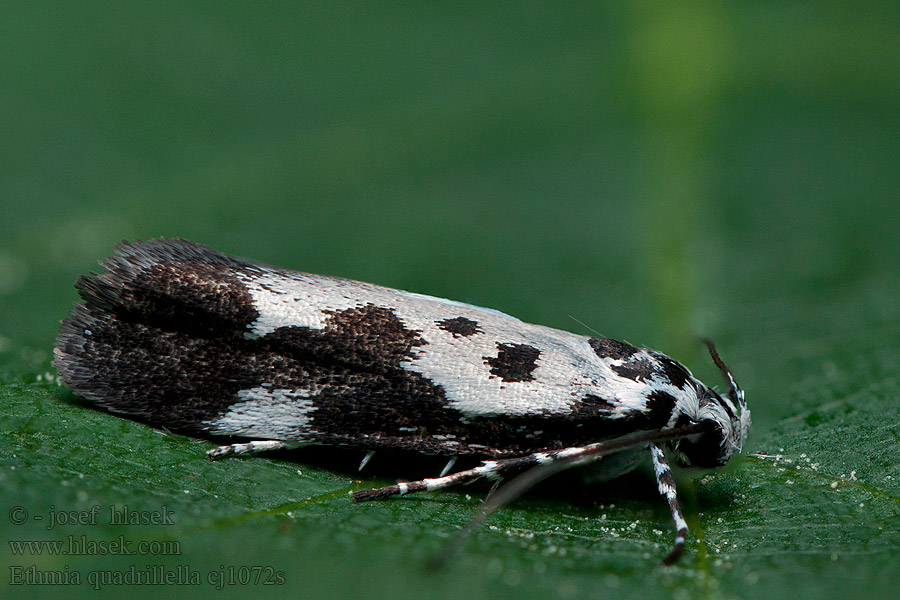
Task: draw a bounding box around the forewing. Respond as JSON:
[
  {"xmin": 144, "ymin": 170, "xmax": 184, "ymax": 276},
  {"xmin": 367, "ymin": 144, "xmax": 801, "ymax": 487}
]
[{"xmin": 55, "ymin": 239, "xmax": 648, "ymax": 456}]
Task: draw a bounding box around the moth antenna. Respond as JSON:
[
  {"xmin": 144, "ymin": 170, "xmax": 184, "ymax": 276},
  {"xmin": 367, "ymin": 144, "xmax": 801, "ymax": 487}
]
[
  {"xmin": 701, "ymin": 338, "xmax": 750, "ymax": 447},
  {"xmin": 701, "ymin": 339, "xmax": 745, "ymax": 408},
  {"xmin": 567, "ymin": 314, "xmax": 602, "ymax": 337},
  {"xmin": 701, "ymin": 338, "xmax": 751, "ymax": 455}
]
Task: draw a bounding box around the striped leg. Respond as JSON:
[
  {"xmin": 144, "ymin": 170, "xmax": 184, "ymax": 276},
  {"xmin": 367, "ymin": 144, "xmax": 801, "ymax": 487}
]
[
  {"xmin": 649, "ymin": 443, "xmax": 689, "ymax": 565},
  {"xmin": 352, "ymin": 426, "xmax": 709, "ymax": 563},
  {"xmin": 353, "ymin": 426, "xmax": 710, "ymax": 503},
  {"xmin": 353, "ymin": 459, "xmax": 510, "ymax": 501},
  {"xmin": 351, "ymin": 451, "xmax": 565, "ymax": 501},
  {"xmin": 207, "ymin": 440, "xmax": 287, "ymax": 459},
  {"xmin": 352, "ymin": 426, "xmax": 707, "ymax": 503}
]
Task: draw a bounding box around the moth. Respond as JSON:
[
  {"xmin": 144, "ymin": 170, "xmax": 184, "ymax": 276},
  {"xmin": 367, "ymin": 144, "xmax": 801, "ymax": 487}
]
[{"xmin": 54, "ymin": 238, "xmax": 750, "ymax": 563}]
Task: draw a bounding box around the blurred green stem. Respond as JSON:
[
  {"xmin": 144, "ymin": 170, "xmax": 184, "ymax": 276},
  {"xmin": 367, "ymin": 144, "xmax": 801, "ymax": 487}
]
[{"xmin": 627, "ymin": 2, "xmax": 733, "ymax": 358}]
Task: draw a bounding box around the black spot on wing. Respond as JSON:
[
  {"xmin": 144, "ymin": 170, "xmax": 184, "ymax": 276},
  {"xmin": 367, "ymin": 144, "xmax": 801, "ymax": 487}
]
[
  {"xmin": 565, "ymin": 390, "xmax": 676, "ymax": 436},
  {"xmin": 641, "ymin": 390, "xmax": 678, "ymax": 429},
  {"xmin": 436, "ymin": 316, "xmax": 482, "ymax": 337},
  {"xmin": 601, "ymin": 344, "xmax": 692, "ymax": 390},
  {"xmin": 568, "ymin": 391, "xmax": 672, "ymax": 431},
  {"xmin": 246, "ymin": 303, "xmax": 469, "ymax": 448},
  {"xmin": 264, "ymin": 303, "xmax": 427, "ymax": 369},
  {"xmin": 484, "ymin": 343, "xmax": 541, "ymax": 382},
  {"xmin": 591, "ymin": 338, "xmax": 692, "ymax": 390},
  {"xmin": 609, "ymin": 355, "xmax": 658, "ymax": 383},
  {"xmin": 579, "ymin": 393, "xmax": 618, "ymax": 412},
  {"xmin": 589, "ymin": 337, "xmax": 640, "ymax": 360},
  {"xmin": 652, "ymin": 353, "xmax": 691, "ymax": 390}
]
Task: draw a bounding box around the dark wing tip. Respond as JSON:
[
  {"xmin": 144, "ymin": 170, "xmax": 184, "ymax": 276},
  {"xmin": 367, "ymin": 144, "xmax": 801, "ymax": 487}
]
[
  {"xmin": 108, "ymin": 238, "xmax": 242, "ymax": 269},
  {"xmin": 52, "ymin": 303, "xmax": 111, "ymax": 403},
  {"xmin": 66, "ymin": 237, "xmax": 261, "ymax": 328},
  {"xmin": 54, "ymin": 238, "xmax": 265, "ymax": 400},
  {"xmin": 93, "ymin": 238, "xmax": 248, "ymax": 285},
  {"xmin": 70, "ymin": 238, "xmax": 224, "ymax": 311}
]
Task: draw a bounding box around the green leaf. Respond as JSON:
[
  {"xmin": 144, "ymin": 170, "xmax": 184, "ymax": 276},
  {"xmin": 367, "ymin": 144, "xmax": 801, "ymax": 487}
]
[
  {"xmin": 2, "ymin": 2, "xmax": 900, "ymax": 599},
  {"xmin": 2, "ymin": 369, "xmax": 899, "ymax": 600}
]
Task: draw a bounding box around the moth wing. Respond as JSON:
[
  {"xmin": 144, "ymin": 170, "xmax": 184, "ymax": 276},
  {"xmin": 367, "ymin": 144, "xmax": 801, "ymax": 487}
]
[{"xmin": 55, "ymin": 239, "xmax": 631, "ymax": 457}]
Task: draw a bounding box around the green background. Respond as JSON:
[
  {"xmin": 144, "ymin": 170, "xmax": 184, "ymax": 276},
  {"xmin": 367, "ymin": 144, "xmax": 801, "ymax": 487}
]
[{"xmin": 2, "ymin": 2, "xmax": 899, "ymax": 599}]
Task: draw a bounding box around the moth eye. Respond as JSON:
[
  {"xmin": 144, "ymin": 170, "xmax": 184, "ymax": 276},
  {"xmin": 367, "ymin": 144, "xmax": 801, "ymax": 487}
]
[
  {"xmin": 675, "ymin": 421, "xmax": 728, "ymax": 468},
  {"xmin": 673, "ymin": 413, "xmax": 696, "ymax": 430}
]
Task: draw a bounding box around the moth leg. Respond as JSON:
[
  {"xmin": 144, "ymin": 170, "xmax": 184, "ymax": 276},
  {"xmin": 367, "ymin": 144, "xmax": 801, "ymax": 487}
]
[
  {"xmin": 439, "ymin": 457, "xmax": 457, "ymax": 477},
  {"xmin": 352, "ymin": 455, "xmax": 540, "ymax": 502},
  {"xmin": 649, "ymin": 443, "xmax": 689, "ymax": 564},
  {"xmin": 352, "ymin": 443, "xmax": 606, "ymax": 502},
  {"xmin": 207, "ymin": 440, "xmax": 287, "ymax": 459},
  {"xmin": 358, "ymin": 450, "xmax": 376, "ymax": 472},
  {"xmin": 352, "ymin": 460, "xmax": 503, "ymax": 501},
  {"xmin": 484, "ymin": 477, "xmax": 503, "ymax": 500}
]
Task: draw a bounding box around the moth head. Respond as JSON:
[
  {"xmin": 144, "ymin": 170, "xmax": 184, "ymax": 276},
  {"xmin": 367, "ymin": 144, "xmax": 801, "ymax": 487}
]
[{"xmin": 671, "ymin": 341, "xmax": 750, "ymax": 468}]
